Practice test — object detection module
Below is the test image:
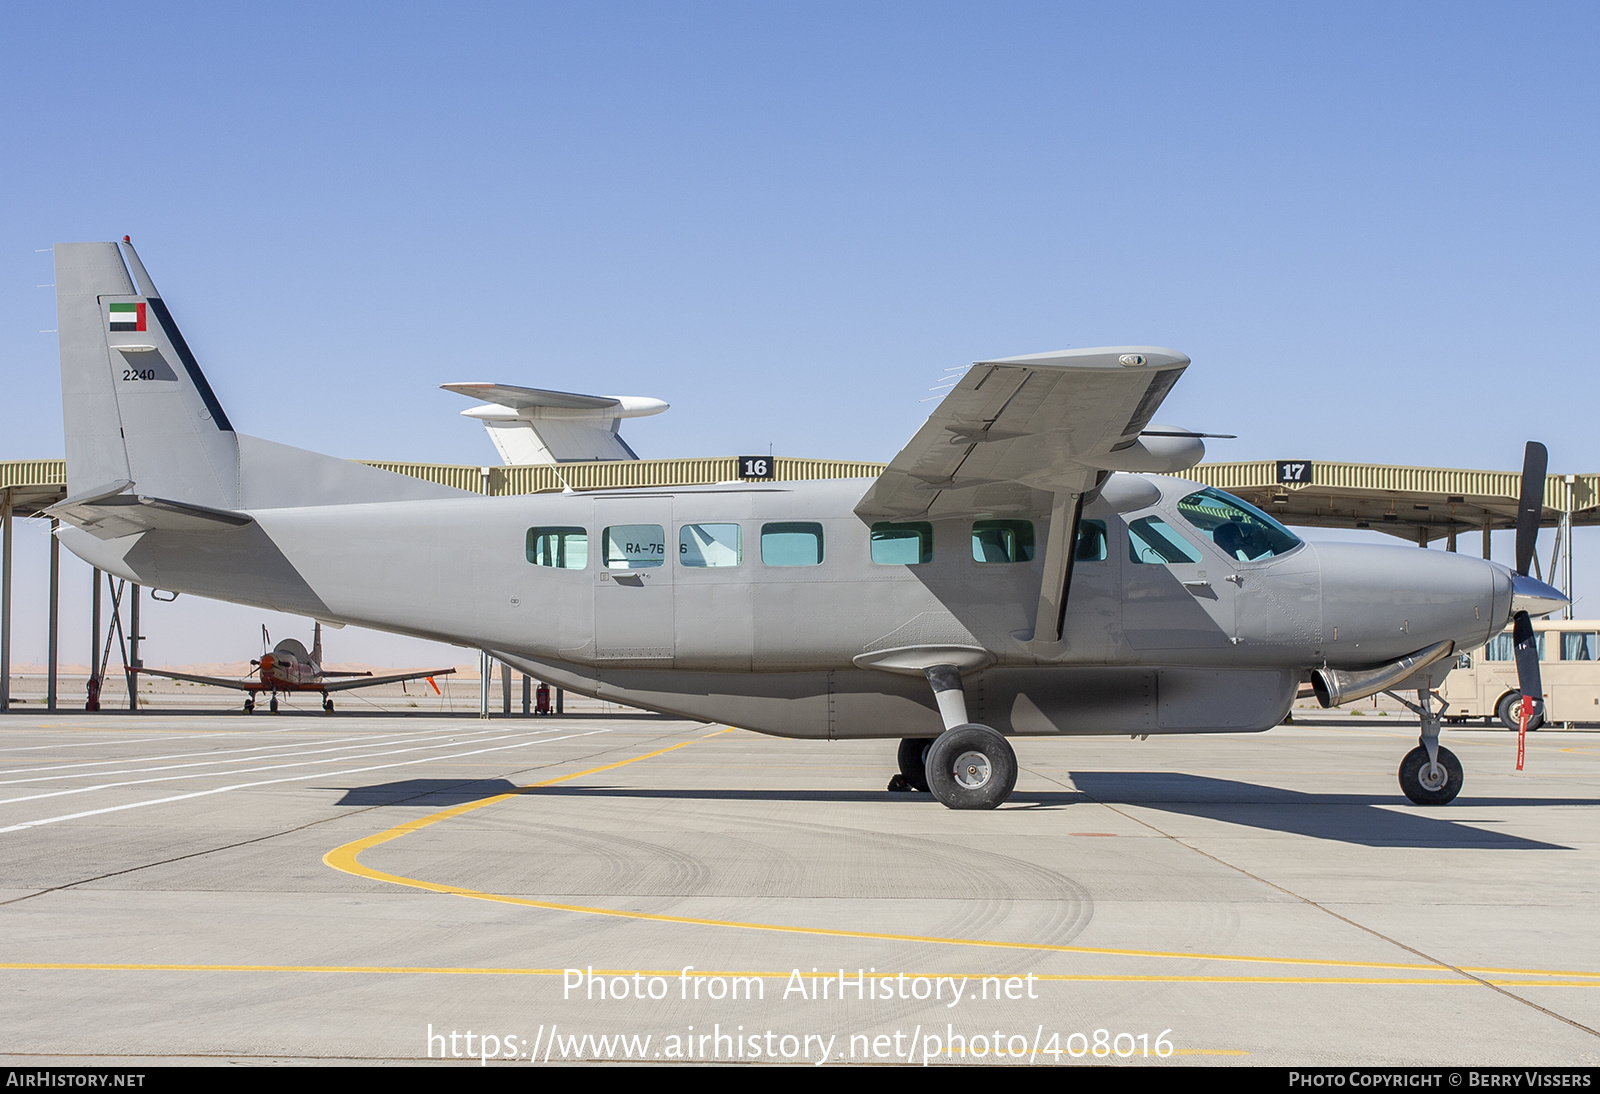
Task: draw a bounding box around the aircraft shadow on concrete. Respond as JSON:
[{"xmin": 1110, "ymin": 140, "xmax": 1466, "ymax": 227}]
[
  {"xmin": 329, "ymin": 778, "xmax": 521, "ymax": 808},
  {"xmin": 1067, "ymin": 771, "xmax": 1579, "ymax": 850},
  {"xmin": 326, "ymin": 775, "xmax": 1583, "ymax": 850}
]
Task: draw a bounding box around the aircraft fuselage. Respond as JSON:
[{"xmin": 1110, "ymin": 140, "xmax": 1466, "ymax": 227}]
[{"xmin": 61, "ymin": 472, "xmax": 1510, "ymax": 741}]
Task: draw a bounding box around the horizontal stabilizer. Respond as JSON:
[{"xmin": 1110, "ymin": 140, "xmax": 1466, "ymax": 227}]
[{"xmin": 48, "ymin": 482, "xmax": 253, "ymax": 540}]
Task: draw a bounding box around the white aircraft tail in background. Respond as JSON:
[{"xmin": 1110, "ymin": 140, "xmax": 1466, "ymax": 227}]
[{"xmin": 442, "ymin": 383, "xmax": 667, "ymax": 464}]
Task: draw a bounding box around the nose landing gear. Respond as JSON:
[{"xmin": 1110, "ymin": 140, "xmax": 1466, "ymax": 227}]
[
  {"xmin": 1390, "ymin": 686, "xmax": 1463, "ymax": 805},
  {"xmin": 1399, "ymin": 744, "xmax": 1463, "ymax": 805}
]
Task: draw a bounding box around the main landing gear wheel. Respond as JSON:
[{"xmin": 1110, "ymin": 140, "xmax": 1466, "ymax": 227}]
[
  {"xmin": 1399, "ymin": 745, "xmax": 1463, "ymax": 806},
  {"xmin": 925, "ymin": 724, "xmax": 1017, "ymax": 810},
  {"xmin": 243, "ymin": 698, "xmax": 254, "ymax": 713},
  {"xmin": 892, "ymin": 737, "xmax": 935, "ymax": 793},
  {"xmin": 269, "ymin": 697, "xmax": 279, "ymax": 713},
  {"xmin": 322, "ymin": 698, "xmax": 334, "ymax": 713},
  {"xmin": 1496, "ymin": 692, "xmax": 1543, "ymax": 732}
]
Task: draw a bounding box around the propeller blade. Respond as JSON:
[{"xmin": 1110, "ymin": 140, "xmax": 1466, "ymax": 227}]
[{"xmin": 1515, "ymin": 441, "xmax": 1547, "ymax": 577}]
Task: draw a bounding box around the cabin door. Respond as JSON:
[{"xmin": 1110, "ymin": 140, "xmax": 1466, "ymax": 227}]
[{"xmin": 593, "ymin": 497, "xmax": 675, "ymax": 664}]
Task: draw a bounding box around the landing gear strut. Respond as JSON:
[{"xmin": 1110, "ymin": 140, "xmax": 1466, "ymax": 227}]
[
  {"xmin": 897, "ymin": 663, "xmax": 1017, "ymax": 809},
  {"xmin": 1389, "ymin": 686, "xmax": 1463, "ymax": 805}
]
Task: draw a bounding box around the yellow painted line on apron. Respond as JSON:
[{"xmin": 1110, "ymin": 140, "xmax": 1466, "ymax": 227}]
[{"xmin": 319, "ymin": 728, "xmax": 1600, "ymax": 983}]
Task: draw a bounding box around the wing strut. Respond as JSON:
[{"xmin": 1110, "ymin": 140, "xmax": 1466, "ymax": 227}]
[{"xmin": 1033, "ymin": 492, "xmax": 1083, "ymax": 645}]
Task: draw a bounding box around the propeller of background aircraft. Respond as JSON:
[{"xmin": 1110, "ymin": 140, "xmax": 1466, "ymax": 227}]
[{"xmin": 1512, "ymin": 441, "xmax": 1552, "ymax": 767}]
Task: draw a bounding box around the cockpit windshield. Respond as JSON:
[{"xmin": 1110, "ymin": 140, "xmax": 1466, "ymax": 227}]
[{"xmin": 1176, "ymin": 487, "xmax": 1302, "ymax": 561}]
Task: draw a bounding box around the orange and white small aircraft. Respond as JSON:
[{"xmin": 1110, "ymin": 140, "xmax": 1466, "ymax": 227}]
[{"xmin": 135, "ymin": 622, "xmax": 456, "ymax": 713}]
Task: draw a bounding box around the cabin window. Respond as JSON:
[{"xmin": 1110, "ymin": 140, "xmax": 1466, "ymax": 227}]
[
  {"xmin": 602, "ymin": 524, "xmax": 666, "ymax": 569},
  {"xmin": 680, "ymin": 523, "xmax": 742, "ymax": 567},
  {"xmin": 871, "ymin": 522, "xmax": 933, "ymax": 565},
  {"xmin": 971, "ymin": 520, "xmax": 1034, "ymax": 563},
  {"xmin": 761, "ymin": 522, "xmax": 825, "ymax": 566},
  {"xmin": 526, "ymin": 527, "xmax": 588, "ymax": 569},
  {"xmin": 1128, "ymin": 516, "xmax": 1203, "ymax": 565},
  {"xmin": 1076, "ymin": 520, "xmax": 1108, "ymax": 562}
]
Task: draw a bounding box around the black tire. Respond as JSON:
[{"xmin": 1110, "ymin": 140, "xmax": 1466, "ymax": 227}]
[
  {"xmin": 269, "ymin": 697, "xmax": 279, "ymax": 713},
  {"xmin": 243, "ymin": 699, "xmax": 254, "ymax": 713},
  {"xmin": 1496, "ymin": 692, "xmax": 1543, "ymax": 732},
  {"xmin": 925, "ymin": 724, "xmax": 1018, "ymax": 810},
  {"xmin": 1399, "ymin": 745, "xmax": 1463, "ymax": 805},
  {"xmin": 322, "ymin": 699, "xmax": 334, "ymax": 713},
  {"xmin": 896, "ymin": 737, "xmax": 935, "ymax": 793}
]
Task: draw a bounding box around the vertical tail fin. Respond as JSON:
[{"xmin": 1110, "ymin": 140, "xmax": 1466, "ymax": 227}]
[{"xmin": 55, "ymin": 241, "xmax": 239, "ymax": 508}]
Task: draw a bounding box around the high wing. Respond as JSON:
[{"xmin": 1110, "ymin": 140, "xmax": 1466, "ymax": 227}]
[
  {"xmin": 854, "ymin": 346, "xmax": 1194, "ymax": 520},
  {"xmin": 319, "ymin": 668, "xmax": 457, "ymax": 693},
  {"xmin": 855, "ymin": 347, "xmax": 1195, "ymax": 647}
]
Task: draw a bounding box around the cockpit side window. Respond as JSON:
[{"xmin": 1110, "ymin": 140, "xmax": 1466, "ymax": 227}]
[
  {"xmin": 1176, "ymin": 488, "xmax": 1302, "ymax": 561},
  {"xmin": 1128, "ymin": 516, "xmax": 1203, "ymax": 565}
]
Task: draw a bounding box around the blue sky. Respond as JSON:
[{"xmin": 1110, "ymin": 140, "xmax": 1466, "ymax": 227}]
[{"xmin": 2, "ymin": 3, "xmax": 1598, "ymax": 668}]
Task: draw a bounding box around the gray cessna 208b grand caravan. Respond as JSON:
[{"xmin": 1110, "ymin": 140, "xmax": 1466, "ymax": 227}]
[{"xmin": 47, "ymin": 241, "xmax": 1567, "ymax": 809}]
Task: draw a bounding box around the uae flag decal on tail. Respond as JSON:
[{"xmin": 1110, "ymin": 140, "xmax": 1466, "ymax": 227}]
[{"xmin": 108, "ymin": 302, "xmax": 146, "ymax": 332}]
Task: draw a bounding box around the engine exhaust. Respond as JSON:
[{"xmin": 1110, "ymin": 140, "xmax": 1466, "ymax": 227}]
[{"xmin": 1311, "ymin": 640, "xmax": 1455, "ymax": 709}]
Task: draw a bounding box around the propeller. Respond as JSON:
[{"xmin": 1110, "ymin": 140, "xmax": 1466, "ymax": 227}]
[{"xmin": 1511, "ymin": 442, "xmax": 1550, "ymax": 770}]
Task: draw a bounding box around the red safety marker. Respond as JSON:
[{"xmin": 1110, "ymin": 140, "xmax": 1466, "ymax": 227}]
[
  {"xmin": 426, "ymin": 676, "xmax": 441, "ymax": 695},
  {"xmin": 1516, "ymin": 694, "xmax": 1533, "ymax": 771}
]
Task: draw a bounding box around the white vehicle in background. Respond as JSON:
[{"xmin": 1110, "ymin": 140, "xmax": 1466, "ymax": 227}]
[{"xmin": 1441, "ymin": 618, "xmax": 1600, "ymax": 729}]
